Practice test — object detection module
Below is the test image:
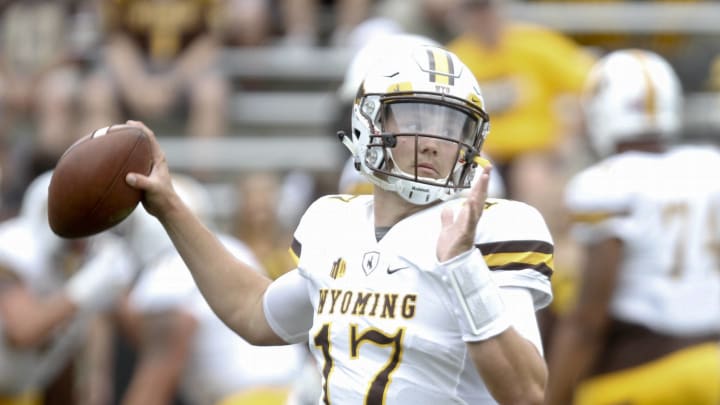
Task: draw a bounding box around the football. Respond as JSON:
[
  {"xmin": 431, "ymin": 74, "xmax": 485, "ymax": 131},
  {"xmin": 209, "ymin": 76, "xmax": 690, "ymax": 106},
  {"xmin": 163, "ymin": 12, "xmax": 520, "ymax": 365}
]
[{"xmin": 48, "ymin": 124, "xmax": 153, "ymax": 238}]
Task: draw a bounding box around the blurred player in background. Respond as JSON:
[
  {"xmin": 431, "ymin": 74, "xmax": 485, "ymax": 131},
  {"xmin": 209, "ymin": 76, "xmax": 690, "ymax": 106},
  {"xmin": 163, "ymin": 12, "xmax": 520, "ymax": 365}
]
[
  {"xmin": 232, "ymin": 172, "xmax": 300, "ymax": 281},
  {"xmin": 545, "ymin": 49, "xmax": 720, "ymax": 405},
  {"xmin": 124, "ymin": 42, "xmax": 554, "ymax": 404},
  {"xmin": 120, "ymin": 175, "xmax": 305, "ymax": 405},
  {"xmin": 0, "ymin": 171, "xmax": 136, "ymax": 405}
]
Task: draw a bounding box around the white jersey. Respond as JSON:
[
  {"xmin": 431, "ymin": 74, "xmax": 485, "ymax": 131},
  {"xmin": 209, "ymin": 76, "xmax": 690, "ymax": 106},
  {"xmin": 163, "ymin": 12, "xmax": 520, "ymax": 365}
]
[
  {"xmin": 0, "ymin": 218, "xmax": 130, "ymax": 394},
  {"xmin": 283, "ymin": 194, "xmax": 553, "ymax": 404},
  {"xmin": 565, "ymin": 145, "xmax": 720, "ymax": 336},
  {"xmin": 128, "ymin": 234, "xmax": 306, "ymax": 405}
]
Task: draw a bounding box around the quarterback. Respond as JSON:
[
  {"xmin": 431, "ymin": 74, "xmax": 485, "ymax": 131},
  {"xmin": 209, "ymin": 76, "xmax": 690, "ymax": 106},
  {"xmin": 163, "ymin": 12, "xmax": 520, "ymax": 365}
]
[{"xmin": 125, "ymin": 44, "xmax": 554, "ymax": 404}]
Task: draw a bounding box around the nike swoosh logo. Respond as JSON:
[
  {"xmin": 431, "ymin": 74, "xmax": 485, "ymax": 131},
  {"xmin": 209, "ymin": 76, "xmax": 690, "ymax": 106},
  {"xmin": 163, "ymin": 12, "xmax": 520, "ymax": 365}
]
[{"xmin": 387, "ymin": 266, "xmax": 410, "ymax": 274}]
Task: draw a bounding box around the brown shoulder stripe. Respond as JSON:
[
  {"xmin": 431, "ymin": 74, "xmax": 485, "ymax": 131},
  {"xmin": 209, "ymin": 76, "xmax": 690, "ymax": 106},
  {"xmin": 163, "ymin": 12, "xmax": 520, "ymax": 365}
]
[
  {"xmin": 289, "ymin": 238, "xmax": 302, "ymax": 264},
  {"xmin": 477, "ymin": 240, "xmax": 553, "ymax": 255},
  {"xmin": 475, "ymin": 240, "xmax": 554, "ymax": 277}
]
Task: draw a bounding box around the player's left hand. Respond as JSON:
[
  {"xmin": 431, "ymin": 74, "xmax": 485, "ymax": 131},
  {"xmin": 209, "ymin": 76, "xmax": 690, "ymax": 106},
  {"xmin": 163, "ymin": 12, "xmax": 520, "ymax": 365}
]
[{"xmin": 437, "ymin": 165, "xmax": 492, "ymax": 262}]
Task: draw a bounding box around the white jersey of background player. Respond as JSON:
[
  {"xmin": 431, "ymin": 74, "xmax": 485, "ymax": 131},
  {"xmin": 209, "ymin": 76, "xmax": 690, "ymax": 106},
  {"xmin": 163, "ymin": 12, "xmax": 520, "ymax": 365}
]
[
  {"xmin": 546, "ymin": 49, "xmax": 720, "ymax": 405},
  {"xmin": 0, "ymin": 171, "xmax": 134, "ymax": 397},
  {"xmin": 565, "ymin": 52, "xmax": 720, "ymax": 336},
  {"xmin": 123, "ymin": 176, "xmax": 305, "ymax": 405},
  {"xmin": 567, "ymin": 146, "xmax": 720, "ymax": 334}
]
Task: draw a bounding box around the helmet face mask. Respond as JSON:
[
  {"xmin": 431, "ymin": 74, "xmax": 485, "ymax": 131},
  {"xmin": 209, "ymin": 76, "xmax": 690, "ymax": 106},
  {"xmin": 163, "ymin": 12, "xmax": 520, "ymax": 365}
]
[{"xmin": 345, "ymin": 45, "xmax": 490, "ymax": 205}]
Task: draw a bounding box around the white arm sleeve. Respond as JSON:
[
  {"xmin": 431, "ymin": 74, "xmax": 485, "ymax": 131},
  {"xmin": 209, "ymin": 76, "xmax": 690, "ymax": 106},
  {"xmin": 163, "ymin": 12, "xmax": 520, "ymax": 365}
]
[
  {"xmin": 500, "ymin": 286, "xmax": 544, "ymax": 356},
  {"xmin": 263, "ymin": 269, "xmax": 314, "ymax": 344}
]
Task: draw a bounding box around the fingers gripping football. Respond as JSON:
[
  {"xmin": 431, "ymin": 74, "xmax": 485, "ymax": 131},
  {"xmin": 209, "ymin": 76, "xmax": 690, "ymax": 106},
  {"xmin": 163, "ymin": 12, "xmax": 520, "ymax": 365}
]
[{"xmin": 123, "ymin": 120, "xmax": 179, "ymax": 220}]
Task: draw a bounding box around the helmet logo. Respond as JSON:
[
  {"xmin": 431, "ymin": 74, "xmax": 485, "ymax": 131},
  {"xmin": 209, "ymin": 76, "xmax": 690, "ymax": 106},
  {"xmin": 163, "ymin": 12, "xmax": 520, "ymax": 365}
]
[
  {"xmin": 634, "ymin": 52, "xmax": 658, "ymax": 122},
  {"xmin": 425, "ymin": 48, "xmax": 456, "ymax": 86},
  {"xmin": 468, "ymin": 92, "xmax": 484, "ymax": 108},
  {"xmin": 387, "ymin": 82, "xmax": 413, "ymax": 93}
]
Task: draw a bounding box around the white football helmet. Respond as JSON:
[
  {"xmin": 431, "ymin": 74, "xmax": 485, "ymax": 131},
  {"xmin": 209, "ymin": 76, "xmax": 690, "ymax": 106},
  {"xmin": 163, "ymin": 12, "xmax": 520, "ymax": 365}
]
[
  {"xmin": 342, "ymin": 44, "xmax": 490, "ymax": 205},
  {"xmin": 338, "ymin": 33, "xmax": 441, "ymax": 103},
  {"xmin": 583, "ymin": 49, "xmax": 683, "ymax": 158}
]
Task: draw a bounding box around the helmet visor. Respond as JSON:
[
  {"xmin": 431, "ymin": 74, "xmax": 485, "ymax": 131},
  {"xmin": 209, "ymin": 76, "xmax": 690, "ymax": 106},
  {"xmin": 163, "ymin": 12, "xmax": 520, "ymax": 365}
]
[
  {"xmin": 368, "ymin": 100, "xmax": 483, "ymax": 191},
  {"xmin": 382, "ymin": 101, "xmax": 480, "ymax": 146}
]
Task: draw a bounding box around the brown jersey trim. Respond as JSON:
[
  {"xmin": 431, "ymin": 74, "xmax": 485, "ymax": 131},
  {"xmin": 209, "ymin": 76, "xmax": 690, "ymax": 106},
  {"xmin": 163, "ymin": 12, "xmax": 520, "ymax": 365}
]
[
  {"xmin": 290, "ymin": 238, "xmax": 302, "ymax": 261},
  {"xmin": 591, "ymin": 319, "xmax": 720, "ymax": 376},
  {"xmin": 475, "ymin": 240, "xmax": 554, "ymax": 277},
  {"xmin": 476, "ymin": 240, "xmax": 554, "ymax": 255}
]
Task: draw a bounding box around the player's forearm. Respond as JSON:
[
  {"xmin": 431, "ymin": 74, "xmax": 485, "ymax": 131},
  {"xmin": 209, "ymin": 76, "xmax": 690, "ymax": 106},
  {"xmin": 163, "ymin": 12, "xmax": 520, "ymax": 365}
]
[
  {"xmin": 79, "ymin": 315, "xmax": 114, "ymax": 405},
  {"xmin": 106, "ymin": 35, "xmax": 149, "ymax": 92},
  {"xmin": 157, "ymin": 198, "xmax": 273, "ymax": 342},
  {"xmin": 170, "ymin": 35, "xmax": 220, "ymax": 82},
  {"xmin": 470, "ymin": 327, "xmax": 547, "ymax": 405},
  {"xmin": 0, "ymin": 289, "xmax": 76, "ymax": 348},
  {"xmin": 122, "ymin": 362, "xmax": 178, "ymax": 405},
  {"xmin": 123, "ymin": 312, "xmax": 196, "ymax": 405},
  {"xmin": 544, "ymin": 317, "xmax": 603, "ymax": 405}
]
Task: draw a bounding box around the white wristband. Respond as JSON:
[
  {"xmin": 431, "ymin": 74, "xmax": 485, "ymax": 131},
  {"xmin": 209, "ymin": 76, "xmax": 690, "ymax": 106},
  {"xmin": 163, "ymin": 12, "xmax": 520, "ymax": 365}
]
[{"xmin": 439, "ymin": 248, "xmax": 510, "ymax": 341}]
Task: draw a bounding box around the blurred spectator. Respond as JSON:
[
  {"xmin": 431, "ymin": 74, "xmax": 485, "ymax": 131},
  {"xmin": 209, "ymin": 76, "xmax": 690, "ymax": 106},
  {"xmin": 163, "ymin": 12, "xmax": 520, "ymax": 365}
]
[
  {"xmin": 83, "ymin": 0, "xmax": 229, "ymax": 139},
  {"xmin": 528, "ymin": 0, "xmax": 717, "ymax": 93},
  {"xmin": 706, "ymin": 54, "xmax": 720, "ymax": 93},
  {"xmin": 119, "ymin": 175, "xmax": 305, "ymax": 405},
  {"xmin": 446, "ymin": 0, "xmax": 595, "ymax": 202},
  {"xmin": 374, "ymin": 0, "xmax": 462, "ymax": 44},
  {"xmin": 232, "ymin": 172, "xmax": 299, "ymax": 280},
  {"xmin": 277, "ymin": 0, "xmax": 374, "ymax": 47},
  {"xmin": 546, "ymin": 49, "xmax": 720, "ymax": 405},
  {"xmin": 0, "ymin": 0, "xmax": 101, "ymax": 218},
  {"xmin": 221, "ymin": 0, "xmax": 273, "ymax": 47},
  {"xmin": 529, "ymin": 0, "xmax": 698, "ymax": 60},
  {"xmin": 0, "ymin": 171, "xmax": 136, "ymax": 405}
]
